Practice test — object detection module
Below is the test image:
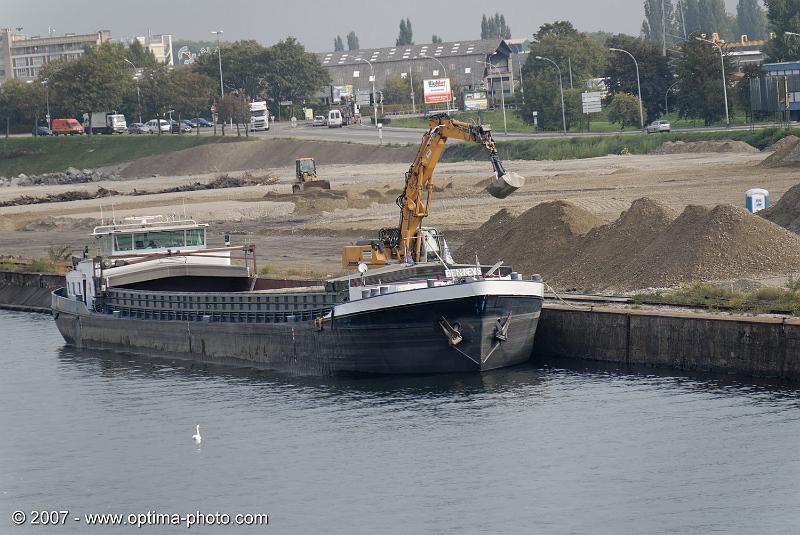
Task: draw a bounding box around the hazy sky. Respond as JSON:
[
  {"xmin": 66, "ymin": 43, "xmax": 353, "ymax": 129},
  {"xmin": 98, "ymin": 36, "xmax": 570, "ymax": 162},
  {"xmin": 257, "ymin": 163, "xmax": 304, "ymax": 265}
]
[{"xmin": 4, "ymin": 0, "xmax": 740, "ymax": 52}]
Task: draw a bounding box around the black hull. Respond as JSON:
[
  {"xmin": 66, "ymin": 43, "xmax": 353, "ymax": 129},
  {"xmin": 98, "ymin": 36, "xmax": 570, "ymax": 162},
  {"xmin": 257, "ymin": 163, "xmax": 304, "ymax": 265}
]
[{"xmin": 53, "ymin": 295, "xmax": 541, "ymax": 375}]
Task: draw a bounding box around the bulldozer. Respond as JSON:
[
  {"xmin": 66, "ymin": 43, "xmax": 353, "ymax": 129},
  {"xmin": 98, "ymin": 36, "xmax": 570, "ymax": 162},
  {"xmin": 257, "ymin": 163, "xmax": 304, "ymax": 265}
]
[{"xmin": 293, "ymin": 157, "xmax": 332, "ymax": 193}]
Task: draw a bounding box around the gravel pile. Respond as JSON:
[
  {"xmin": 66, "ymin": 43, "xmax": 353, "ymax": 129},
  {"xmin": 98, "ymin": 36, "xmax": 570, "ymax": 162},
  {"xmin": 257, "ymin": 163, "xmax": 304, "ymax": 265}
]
[
  {"xmin": 761, "ymin": 182, "xmax": 800, "ymax": 233},
  {"xmin": 0, "ymin": 167, "xmax": 118, "ymax": 187},
  {"xmin": 455, "ymin": 200, "xmax": 604, "ymax": 277},
  {"xmin": 649, "ymin": 140, "xmax": 758, "ymax": 155},
  {"xmin": 761, "ymin": 137, "xmax": 800, "ymax": 168},
  {"xmin": 763, "ymin": 135, "xmax": 800, "ymax": 153},
  {"xmin": 457, "ymin": 198, "xmax": 800, "ymax": 292}
]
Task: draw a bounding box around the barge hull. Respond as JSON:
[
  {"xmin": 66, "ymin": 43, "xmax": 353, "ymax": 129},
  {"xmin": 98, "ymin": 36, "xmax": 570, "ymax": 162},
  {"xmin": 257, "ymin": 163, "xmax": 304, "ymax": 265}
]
[{"xmin": 53, "ymin": 293, "xmax": 541, "ymax": 375}]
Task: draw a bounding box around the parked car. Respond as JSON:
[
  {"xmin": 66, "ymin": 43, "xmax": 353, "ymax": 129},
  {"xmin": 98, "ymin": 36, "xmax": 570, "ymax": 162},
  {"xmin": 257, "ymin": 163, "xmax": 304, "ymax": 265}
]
[
  {"xmin": 312, "ymin": 115, "xmax": 326, "ymax": 127},
  {"xmin": 188, "ymin": 117, "xmax": 213, "ymax": 127},
  {"xmin": 646, "ymin": 120, "xmax": 671, "ymax": 133},
  {"xmin": 127, "ymin": 122, "xmax": 151, "ymax": 135},
  {"xmin": 32, "ymin": 125, "xmax": 53, "ymax": 136},
  {"xmin": 169, "ymin": 120, "xmax": 193, "ymax": 133},
  {"xmin": 145, "ymin": 119, "xmax": 170, "ymax": 133},
  {"xmin": 51, "ymin": 118, "xmax": 84, "ymax": 135}
]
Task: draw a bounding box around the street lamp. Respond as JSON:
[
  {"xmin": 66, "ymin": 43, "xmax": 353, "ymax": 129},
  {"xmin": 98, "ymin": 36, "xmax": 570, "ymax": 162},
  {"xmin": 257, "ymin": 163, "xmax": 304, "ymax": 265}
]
[
  {"xmin": 609, "ymin": 47, "xmax": 645, "ymax": 130},
  {"xmin": 420, "ymin": 53, "xmax": 452, "ymax": 112},
  {"xmin": 211, "ymin": 30, "xmax": 224, "ymax": 97},
  {"xmin": 695, "ymin": 37, "xmax": 730, "ymax": 127},
  {"xmin": 400, "ymin": 71, "xmax": 415, "ymax": 114},
  {"xmin": 534, "ymin": 56, "xmax": 566, "ymax": 135},
  {"xmin": 354, "ymin": 57, "xmax": 378, "ymax": 127},
  {"xmin": 123, "ymin": 58, "xmax": 142, "ymax": 123},
  {"xmin": 477, "ymin": 60, "xmax": 507, "ymax": 135},
  {"xmin": 41, "ymin": 79, "xmax": 50, "ymax": 127},
  {"xmin": 665, "ymin": 80, "xmax": 679, "ymax": 119}
]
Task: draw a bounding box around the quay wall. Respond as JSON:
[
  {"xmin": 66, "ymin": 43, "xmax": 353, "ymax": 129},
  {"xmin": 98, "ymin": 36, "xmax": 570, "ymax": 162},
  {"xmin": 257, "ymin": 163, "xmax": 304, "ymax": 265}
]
[
  {"xmin": 0, "ymin": 271, "xmax": 64, "ymax": 312},
  {"xmin": 533, "ymin": 304, "xmax": 800, "ymax": 381}
]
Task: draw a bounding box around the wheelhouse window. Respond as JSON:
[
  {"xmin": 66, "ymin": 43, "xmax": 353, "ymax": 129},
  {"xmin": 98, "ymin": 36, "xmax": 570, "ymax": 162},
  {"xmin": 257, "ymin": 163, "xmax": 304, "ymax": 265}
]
[
  {"xmin": 114, "ymin": 233, "xmax": 133, "ymax": 252},
  {"xmin": 185, "ymin": 228, "xmax": 205, "ymax": 247},
  {"xmin": 133, "ymin": 230, "xmax": 186, "ymax": 250}
]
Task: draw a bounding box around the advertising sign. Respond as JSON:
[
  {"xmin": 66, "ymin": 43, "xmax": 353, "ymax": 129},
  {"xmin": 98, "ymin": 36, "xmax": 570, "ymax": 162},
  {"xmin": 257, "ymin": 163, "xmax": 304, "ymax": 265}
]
[
  {"xmin": 463, "ymin": 91, "xmax": 488, "ymax": 111},
  {"xmin": 423, "ymin": 78, "xmax": 451, "ymax": 104},
  {"xmin": 331, "ymin": 84, "xmax": 353, "ymax": 104}
]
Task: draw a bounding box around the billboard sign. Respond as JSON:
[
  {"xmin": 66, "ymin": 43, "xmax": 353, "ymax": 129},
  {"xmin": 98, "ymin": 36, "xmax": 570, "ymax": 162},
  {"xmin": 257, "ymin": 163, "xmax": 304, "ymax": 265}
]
[
  {"xmin": 463, "ymin": 91, "xmax": 488, "ymax": 111},
  {"xmin": 424, "ymin": 78, "xmax": 451, "ymax": 104},
  {"xmin": 331, "ymin": 84, "xmax": 353, "ymax": 104}
]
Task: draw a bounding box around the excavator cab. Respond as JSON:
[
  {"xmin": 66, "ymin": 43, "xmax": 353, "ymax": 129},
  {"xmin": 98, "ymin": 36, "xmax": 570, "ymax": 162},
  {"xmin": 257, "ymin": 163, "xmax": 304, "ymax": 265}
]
[{"xmin": 293, "ymin": 157, "xmax": 331, "ymax": 193}]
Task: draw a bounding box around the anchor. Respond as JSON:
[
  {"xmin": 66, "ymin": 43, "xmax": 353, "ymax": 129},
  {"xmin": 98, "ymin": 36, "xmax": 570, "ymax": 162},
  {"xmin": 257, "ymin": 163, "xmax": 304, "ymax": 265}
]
[
  {"xmin": 494, "ymin": 312, "xmax": 512, "ymax": 342},
  {"xmin": 439, "ymin": 316, "xmax": 463, "ymax": 346}
]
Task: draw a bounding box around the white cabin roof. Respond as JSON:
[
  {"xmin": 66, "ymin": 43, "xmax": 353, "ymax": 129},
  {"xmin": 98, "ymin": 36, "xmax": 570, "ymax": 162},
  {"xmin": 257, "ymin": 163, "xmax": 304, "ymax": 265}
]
[{"xmin": 93, "ymin": 216, "xmax": 208, "ymax": 236}]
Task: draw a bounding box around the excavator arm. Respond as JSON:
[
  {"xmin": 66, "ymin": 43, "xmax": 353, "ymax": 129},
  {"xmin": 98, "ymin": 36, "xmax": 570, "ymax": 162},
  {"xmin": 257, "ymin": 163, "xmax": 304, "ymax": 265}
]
[{"xmin": 396, "ymin": 113, "xmax": 515, "ymax": 261}]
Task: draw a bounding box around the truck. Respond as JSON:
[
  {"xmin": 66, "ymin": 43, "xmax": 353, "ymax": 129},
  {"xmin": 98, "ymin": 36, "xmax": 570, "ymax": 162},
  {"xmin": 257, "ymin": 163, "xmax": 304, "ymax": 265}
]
[
  {"xmin": 83, "ymin": 112, "xmax": 126, "ymax": 134},
  {"xmin": 249, "ymin": 101, "xmax": 269, "ymax": 131}
]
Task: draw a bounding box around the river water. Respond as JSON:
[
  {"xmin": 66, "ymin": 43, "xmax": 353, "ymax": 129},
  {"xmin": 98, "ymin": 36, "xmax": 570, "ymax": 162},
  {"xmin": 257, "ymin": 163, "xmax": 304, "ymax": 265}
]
[{"xmin": 1, "ymin": 310, "xmax": 799, "ymax": 534}]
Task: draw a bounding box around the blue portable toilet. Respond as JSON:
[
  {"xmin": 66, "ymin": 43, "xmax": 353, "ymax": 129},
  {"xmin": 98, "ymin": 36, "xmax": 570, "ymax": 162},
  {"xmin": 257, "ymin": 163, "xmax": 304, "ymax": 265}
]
[{"xmin": 745, "ymin": 188, "xmax": 769, "ymax": 213}]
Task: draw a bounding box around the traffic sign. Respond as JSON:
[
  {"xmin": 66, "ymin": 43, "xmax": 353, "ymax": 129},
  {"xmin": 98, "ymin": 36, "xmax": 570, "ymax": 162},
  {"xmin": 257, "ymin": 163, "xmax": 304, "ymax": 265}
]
[{"xmin": 581, "ymin": 91, "xmax": 602, "ymax": 114}]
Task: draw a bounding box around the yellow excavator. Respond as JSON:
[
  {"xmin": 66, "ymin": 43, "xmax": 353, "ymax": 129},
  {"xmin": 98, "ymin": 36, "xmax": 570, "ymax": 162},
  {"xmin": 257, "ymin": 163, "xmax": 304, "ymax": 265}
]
[{"xmin": 341, "ymin": 113, "xmax": 524, "ymax": 269}]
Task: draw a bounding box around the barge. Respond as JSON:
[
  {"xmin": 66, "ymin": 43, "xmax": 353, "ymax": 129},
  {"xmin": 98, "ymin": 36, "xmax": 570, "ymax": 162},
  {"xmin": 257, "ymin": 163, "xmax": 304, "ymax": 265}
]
[{"xmin": 51, "ymin": 216, "xmax": 544, "ymax": 374}]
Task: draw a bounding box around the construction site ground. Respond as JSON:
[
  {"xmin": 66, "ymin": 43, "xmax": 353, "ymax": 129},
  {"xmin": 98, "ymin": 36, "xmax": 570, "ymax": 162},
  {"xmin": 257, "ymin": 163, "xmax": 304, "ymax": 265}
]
[{"xmin": 0, "ymin": 144, "xmax": 797, "ymax": 287}]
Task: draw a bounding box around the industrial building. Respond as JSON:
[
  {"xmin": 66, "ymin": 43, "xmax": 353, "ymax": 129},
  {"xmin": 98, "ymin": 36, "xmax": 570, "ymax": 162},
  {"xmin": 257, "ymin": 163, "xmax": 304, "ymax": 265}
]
[
  {"xmin": 315, "ymin": 38, "xmax": 527, "ymax": 107},
  {"xmin": 0, "ymin": 28, "xmax": 111, "ymax": 83},
  {"xmin": 750, "ymin": 60, "xmax": 800, "ymax": 121}
]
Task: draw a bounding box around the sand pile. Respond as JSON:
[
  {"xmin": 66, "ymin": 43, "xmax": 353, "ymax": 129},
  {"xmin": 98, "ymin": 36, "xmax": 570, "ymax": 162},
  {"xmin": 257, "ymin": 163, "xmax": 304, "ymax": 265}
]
[
  {"xmin": 455, "ymin": 201, "xmax": 604, "ymax": 277},
  {"xmin": 616, "ymin": 204, "xmax": 800, "ymax": 289},
  {"xmin": 761, "ymin": 137, "xmax": 800, "ymax": 168},
  {"xmin": 555, "ymin": 198, "xmax": 678, "ymax": 289},
  {"xmin": 763, "ymin": 135, "xmax": 800, "ymax": 153},
  {"xmin": 457, "ymin": 198, "xmax": 800, "ymax": 291},
  {"xmin": 761, "ymin": 182, "xmax": 800, "ymax": 233},
  {"xmin": 650, "ymin": 140, "xmax": 758, "ymax": 155}
]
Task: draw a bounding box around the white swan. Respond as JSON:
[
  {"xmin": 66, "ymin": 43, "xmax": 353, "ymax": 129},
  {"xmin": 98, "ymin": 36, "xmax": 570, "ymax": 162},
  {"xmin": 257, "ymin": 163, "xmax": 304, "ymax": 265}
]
[{"xmin": 192, "ymin": 424, "xmax": 202, "ymax": 444}]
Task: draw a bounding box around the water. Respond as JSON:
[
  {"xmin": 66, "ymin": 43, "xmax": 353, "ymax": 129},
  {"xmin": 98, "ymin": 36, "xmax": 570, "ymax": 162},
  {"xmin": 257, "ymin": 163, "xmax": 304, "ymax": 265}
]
[{"xmin": 1, "ymin": 310, "xmax": 799, "ymax": 534}]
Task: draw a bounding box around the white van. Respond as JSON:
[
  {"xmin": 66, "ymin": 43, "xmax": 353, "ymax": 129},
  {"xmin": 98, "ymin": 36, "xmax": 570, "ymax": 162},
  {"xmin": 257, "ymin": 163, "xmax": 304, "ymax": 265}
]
[{"xmin": 327, "ymin": 109, "xmax": 343, "ymax": 128}]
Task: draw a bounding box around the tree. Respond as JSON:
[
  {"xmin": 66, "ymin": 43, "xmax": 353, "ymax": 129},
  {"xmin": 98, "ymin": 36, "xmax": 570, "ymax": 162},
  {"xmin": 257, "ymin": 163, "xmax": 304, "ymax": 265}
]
[
  {"xmin": 0, "ymin": 79, "xmax": 46, "ymax": 132},
  {"xmin": 334, "ymin": 36, "xmax": 344, "ymax": 51},
  {"xmin": 763, "ymin": 0, "xmax": 800, "ymax": 62},
  {"xmin": 192, "ymin": 40, "xmax": 269, "ymax": 99},
  {"xmin": 674, "ymin": 37, "xmax": 734, "ymax": 125},
  {"xmin": 261, "ymin": 37, "xmax": 330, "ymax": 116},
  {"xmin": 608, "ymin": 92, "xmax": 645, "ymax": 129},
  {"xmin": 698, "ymin": 0, "xmax": 727, "ymax": 33},
  {"xmin": 127, "ymin": 40, "xmax": 159, "ymax": 69},
  {"xmin": 432, "ymin": 34, "xmax": 443, "ymax": 44},
  {"xmin": 168, "ymin": 67, "xmax": 217, "ymax": 124},
  {"xmin": 641, "ymin": 0, "xmax": 677, "ymax": 49},
  {"xmin": 480, "ymin": 12, "xmax": 511, "ymax": 39},
  {"xmin": 346, "ymin": 31, "xmax": 360, "ymax": 51},
  {"xmin": 43, "ymin": 42, "xmax": 132, "ymax": 133},
  {"xmin": 519, "ymin": 21, "xmax": 608, "ymax": 131},
  {"xmin": 605, "ymin": 34, "xmax": 671, "ymax": 121},
  {"xmin": 683, "ymin": 0, "xmax": 701, "ymax": 34},
  {"xmin": 734, "ymin": 63, "xmax": 764, "ymax": 122},
  {"xmin": 396, "ymin": 18, "xmax": 414, "ymax": 46},
  {"xmin": 382, "ymin": 76, "xmax": 412, "ymax": 104}
]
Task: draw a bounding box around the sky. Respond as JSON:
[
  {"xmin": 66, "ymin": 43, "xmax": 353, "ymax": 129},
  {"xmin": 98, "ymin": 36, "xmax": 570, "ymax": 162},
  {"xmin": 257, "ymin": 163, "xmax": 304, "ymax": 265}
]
[{"xmin": 4, "ymin": 0, "xmax": 741, "ymax": 52}]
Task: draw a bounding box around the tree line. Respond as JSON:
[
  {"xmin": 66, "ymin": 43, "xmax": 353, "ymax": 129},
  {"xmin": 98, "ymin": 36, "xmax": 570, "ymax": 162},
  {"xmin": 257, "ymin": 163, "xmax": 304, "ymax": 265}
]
[{"xmin": 0, "ymin": 36, "xmax": 330, "ymax": 135}]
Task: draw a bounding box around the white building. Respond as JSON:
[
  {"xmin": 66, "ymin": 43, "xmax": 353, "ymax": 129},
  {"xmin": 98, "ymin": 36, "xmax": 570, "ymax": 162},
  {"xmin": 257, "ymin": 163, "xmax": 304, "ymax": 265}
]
[
  {"xmin": 133, "ymin": 32, "xmax": 173, "ymax": 66},
  {"xmin": 0, "ymin": 28, "xmax": 111, "ymax": 83}
]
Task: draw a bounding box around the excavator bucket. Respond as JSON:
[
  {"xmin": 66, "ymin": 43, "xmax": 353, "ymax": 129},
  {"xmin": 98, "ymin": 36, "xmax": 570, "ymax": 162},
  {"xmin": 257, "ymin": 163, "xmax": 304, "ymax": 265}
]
[{"xmin": 485, "ymin": 171, "xmax": 525, "ymax": 199}]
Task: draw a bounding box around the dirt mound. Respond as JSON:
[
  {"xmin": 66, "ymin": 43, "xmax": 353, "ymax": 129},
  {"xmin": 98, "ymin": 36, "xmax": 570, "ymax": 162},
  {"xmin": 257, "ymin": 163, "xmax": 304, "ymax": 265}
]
[
  {"xmin": 120, "ymin": 139, "xmax": 418, "ymax": 178},
  {"xmin": 763, "ymin": 135, "xmax": 800, "ymax": 153},
  {"xmin": 650, "ymin": 140, "xmax": 758, "ymax": 155},
  {"xmin": 617, "ymin": 204, "xmax": 800, "ymax": 289},
  {"xmin": 556, "ymin": 198, "xmax": 678, "ymax": 289},
  {"xmin": 761, "ymin": 137, "xmax": 800, "ymax": 168},
  {"xmin": 455, "ymin": 200, "xmax": 604, "ymax": 277},
  {"xmin": 761, "ymin": 182, "xmax": 800, "ymax": 233}
]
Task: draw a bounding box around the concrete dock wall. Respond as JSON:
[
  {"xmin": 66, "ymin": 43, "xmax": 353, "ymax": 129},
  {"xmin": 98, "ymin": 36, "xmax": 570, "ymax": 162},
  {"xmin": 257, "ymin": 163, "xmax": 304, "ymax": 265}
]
[
  {"xmin": 0, "ymin": 271, "xmax": 65, "ymax": 312},
  {"xmin": 534, "ymin": 304, "xmax": 800, "ymax": 381}
]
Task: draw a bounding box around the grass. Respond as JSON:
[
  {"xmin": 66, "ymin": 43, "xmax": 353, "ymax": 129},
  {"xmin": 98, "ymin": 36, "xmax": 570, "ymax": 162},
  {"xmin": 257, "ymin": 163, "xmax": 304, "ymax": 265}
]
[
  {"xmin": 634, "ymin": 280, "xmax": 800, "ymax": 315},
  {"xmin": 442, "ymin": 127, "xmax": 800, "ymax": 162},
  {"xmin": 0, "ymin": 135, "xmax": 252, "ymax": 177}
]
